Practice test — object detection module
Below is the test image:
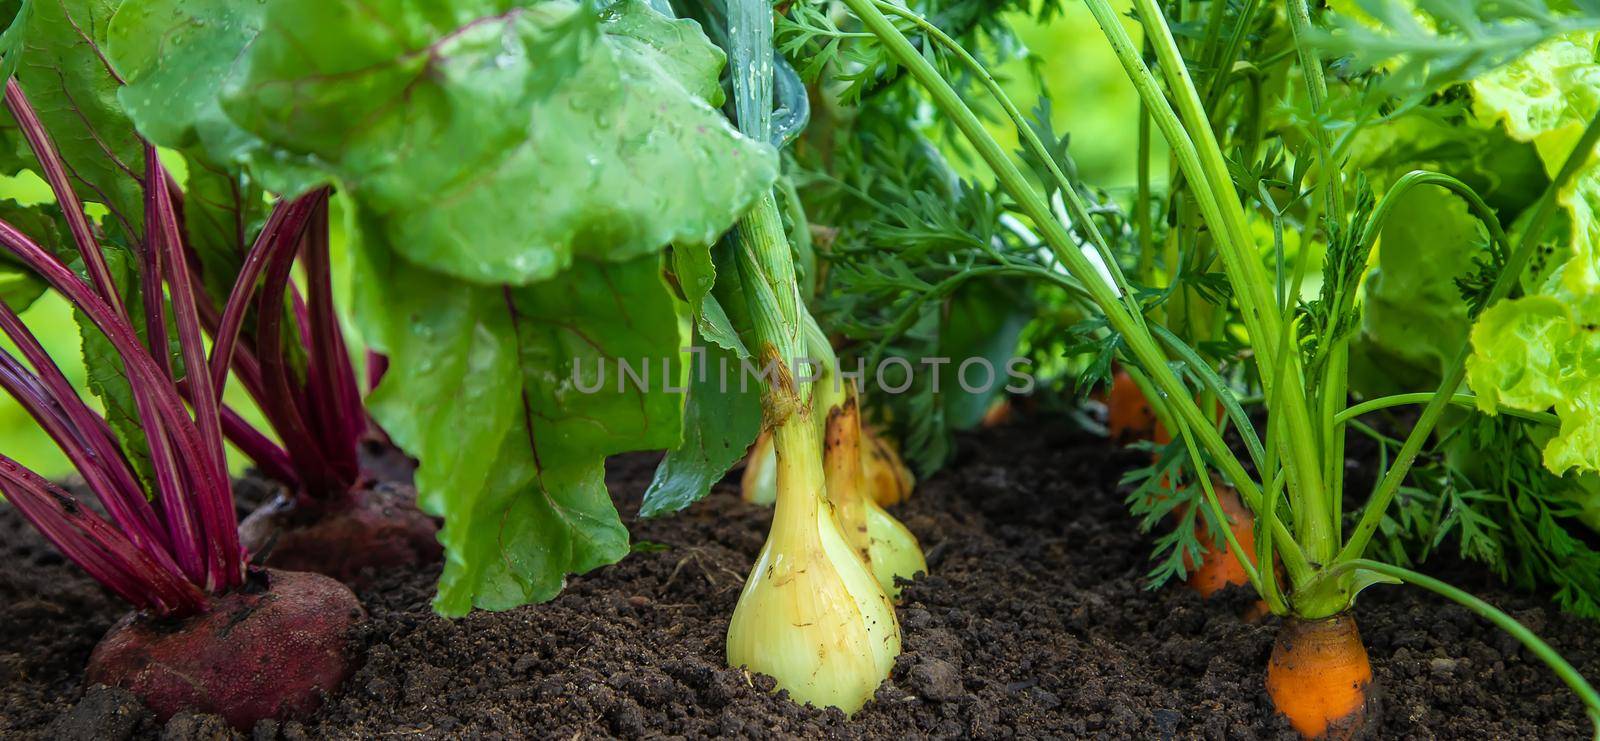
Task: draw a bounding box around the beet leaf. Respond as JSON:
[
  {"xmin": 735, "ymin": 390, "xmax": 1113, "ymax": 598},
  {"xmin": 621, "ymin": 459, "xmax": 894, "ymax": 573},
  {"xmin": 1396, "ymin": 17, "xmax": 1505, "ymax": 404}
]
[{"xmin": 101, "ymin": 0, "xmax": 777, "ymax": 614}]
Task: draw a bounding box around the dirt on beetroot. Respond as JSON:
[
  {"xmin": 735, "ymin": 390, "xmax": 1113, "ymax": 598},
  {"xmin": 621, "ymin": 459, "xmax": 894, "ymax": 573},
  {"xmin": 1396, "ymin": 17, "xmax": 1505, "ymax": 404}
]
[{"xmin": 1, "ymin": 416, "xmax": 1595, "ymax": 739}]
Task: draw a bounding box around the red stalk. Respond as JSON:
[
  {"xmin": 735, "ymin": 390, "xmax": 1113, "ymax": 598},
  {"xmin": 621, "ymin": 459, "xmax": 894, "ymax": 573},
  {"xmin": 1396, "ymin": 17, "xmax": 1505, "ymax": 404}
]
[
  {"xmin": 2, "ymin": 81, "xmax": 129, "ymax": 320},
  {"xmin": 0, "ymin": 220, "xmax": 239, "ymax": 589},
  {"xmin": 207, "ymin": 192, "xmax": 324, "ymax": 394},
  {"xmin": 254, "ymin": 226, "xmax": 344, "ymax": 498},
  {"xmin": 0, "ymin": 447, "xmax": 204, "ymax": 615},
  {"xmin": 146, "ymin": 146, "xmax": 239, "ymax": 589},
  {"xmin": 220, "ymin": 404, "xmax": 300, "ymax": 486},
  {"xmin": 300, "ymin": 199, "xmax": 363, "ymax": 481},
  {"xmin": 0, "ymin": 307, "xmax": 162, "ymax": 550}
]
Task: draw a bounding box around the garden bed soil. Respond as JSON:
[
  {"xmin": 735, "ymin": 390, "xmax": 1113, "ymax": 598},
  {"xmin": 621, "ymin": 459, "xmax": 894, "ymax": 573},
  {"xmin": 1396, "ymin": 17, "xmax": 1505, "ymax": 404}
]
[{"xmin": 1, "ymin": 417, "xmax": 1595, "ymax": 739}]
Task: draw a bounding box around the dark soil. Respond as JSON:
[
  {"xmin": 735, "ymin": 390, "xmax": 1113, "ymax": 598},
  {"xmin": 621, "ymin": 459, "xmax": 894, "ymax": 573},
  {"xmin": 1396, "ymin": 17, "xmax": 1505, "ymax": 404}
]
[{"xmin": 2, "ymin": 416, "xmax": 1596, "ymax": 739}]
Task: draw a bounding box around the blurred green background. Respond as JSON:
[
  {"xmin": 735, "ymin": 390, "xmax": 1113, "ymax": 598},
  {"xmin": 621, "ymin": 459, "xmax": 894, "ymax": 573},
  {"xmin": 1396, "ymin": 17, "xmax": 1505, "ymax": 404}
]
[
  {"xmin": 0, "ymin": 6, "xmax": 1144, "ymax": 479},
  {"xmin": 993, "ymin": 3, "xmax": 1156, "ymax": 191}
]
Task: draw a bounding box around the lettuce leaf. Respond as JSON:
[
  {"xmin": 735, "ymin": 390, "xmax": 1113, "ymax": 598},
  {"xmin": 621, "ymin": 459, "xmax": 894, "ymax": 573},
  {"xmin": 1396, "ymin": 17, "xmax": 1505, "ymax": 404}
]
[
  {"xmin": 1467, "ymin": 33, "xmax": 1600, "ymax": 475},
  {"xmin": 1357, "ymin": 186, "xmax": 1484, "ymax": 392}
]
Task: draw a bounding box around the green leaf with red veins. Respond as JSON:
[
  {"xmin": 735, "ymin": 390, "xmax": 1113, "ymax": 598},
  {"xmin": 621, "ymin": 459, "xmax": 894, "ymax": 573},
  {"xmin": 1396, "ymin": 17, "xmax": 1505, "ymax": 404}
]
[
  {"xmin": 13, "ymin": 0, "xmax": 145, "ymax": 239},
  {"xmin": 104, "ymin": 0, "xmax": 323, "ymax": 197},
  {"xmin": 176, "ymin": 156, "xmax": 265, "ymax": 304},
  {"xmin": 218, "ymin": 0, "xmax": 776, "ymax": 286},
  {"xmin": 355, "ymin": 219, "xmax": 685, "ymax": 615}
]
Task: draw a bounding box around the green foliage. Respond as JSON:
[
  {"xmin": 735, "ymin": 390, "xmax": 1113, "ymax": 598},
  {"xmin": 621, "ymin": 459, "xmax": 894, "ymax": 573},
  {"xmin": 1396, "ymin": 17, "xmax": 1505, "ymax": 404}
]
[
  {"xmin": 0, "ymin": 198, "xmax": 55, "ymax": 310},
  {"xmin": 357, "ymin": 232, "xmax": 684, "ymax": 614},
  {"xmin": 1468, "ymin": 294, "xmax": 1600, "ymax": 474},
  {"xmin": 14, "ymin": 0, "xmax": 144, "ymax": 238},
  {"xmin": 0, "ymin": 0, "xmax": 198, "ymax": 486},
  {"xmin": 640, "ymin": 238, "xmax": 763, "ymax": 519},
  {"xmin": 106, "ymin": 0, "xmax": 274, "ymax": 174},
  {"xmin": 779, "ymin": 0, "xmax": 1067, "ymax": 105},
  {"xmin": 639, "ymin": 334, "xmax": 761, "ymax": 518},
  {"xmin": 217, "ymin": 0, "xmax": 776, "ymax": 286},
  {"xmin": 1374, "ymin": 416, "xmax": 1600, "ymax": 619},
  {"xmin": 105, "ymin": 0, "xmax": 271, "ymax": 296},
  {"xmin": 798, "ymin": 104, "xmax": 1064, "ymax": 473},
  {"xmin": 1465, "ymin": 32, "xmax": 1600, "ymax": 476},
  {"xmin": 1343, "ymin": 28, "xmax": 1600, "ymax": 617},
  {"xmin": 1119, "ymin": 440, "xmax": 1221, "ymax": 589},
  {"xmin": 1359, "ymin": 187, "xmax": 1485, "ymax": 389},
  {"xmin": 1319, "ymin": 0, "xmax": 1600, "ymax": 95},
  {"xmin": 90, "ymin": 0, "xmax": 781, "ymax": 614}
]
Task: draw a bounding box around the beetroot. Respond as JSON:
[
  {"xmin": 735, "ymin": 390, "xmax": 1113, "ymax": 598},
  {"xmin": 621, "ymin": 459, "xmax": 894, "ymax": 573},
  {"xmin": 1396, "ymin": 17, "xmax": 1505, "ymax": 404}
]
[
  {"xmin": 239, "ymin": 481, "xmax": 441, "ymax": 586},
  {"xmin": 0, "ymin": 80, "xmax": 377, "ymax": 732},
  {"xmin": 87, "ymin": 569, "xmax": 363, "ymax": 729}
]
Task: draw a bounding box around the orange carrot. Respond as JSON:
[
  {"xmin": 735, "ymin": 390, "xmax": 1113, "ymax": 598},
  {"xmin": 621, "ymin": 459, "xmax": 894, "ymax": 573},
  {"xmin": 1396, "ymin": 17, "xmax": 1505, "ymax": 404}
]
[
  {"xmin": 1183, "ymin": 481, "xmax": 1256, "ymax": 598},
  {"xmin": 1106, "ymin": 368, "xmax": 1160, "ymax": 443},
  {"xmin": 1266, "ymin": 614, "xmax": 1372, "ymax": 739},
  {"xmin": 980, "ymin": 397, "xmax": 1013, "ymax": 428},
  {"xmin": 1109, "ymin": 367, "xmax": 1259, "ymax": 597}
]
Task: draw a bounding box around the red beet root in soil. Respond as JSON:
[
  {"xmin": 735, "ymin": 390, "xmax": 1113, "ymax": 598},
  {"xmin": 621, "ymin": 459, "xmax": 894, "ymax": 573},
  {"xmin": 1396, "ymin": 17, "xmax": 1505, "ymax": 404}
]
[
  {"xmin": 239, "ymin": 480, "xmax": 440, "ymax": 586},
  {"xmin": 87, "ymin": 569, "xmax": 364, "ymax": 729}
]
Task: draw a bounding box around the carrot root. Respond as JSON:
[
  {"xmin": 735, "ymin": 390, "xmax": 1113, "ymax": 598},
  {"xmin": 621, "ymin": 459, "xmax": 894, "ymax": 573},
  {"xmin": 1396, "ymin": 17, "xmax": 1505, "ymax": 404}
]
[
  {"xmin": 1106, "ymin": 368, "xmax": 1159, "ymax": 443},
  {"xmin": 1266, "ymin": 614, "xmax": 1372, "ymax": 739},
  {"xmin": 1183, "ymin": 483, "xmax": 1257, "ymax": 598},
  {"xmin": 980, "ymin": 397, "xmax": 1013, "ymax": 428}
]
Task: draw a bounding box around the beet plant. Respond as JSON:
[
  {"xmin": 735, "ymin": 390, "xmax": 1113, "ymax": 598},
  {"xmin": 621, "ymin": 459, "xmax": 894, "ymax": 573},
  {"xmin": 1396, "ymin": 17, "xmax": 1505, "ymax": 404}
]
[
  {"xmin": 100, "ymin": 0, "xmax": 784, "ymax": 618},
  {"xmin": 98, "ymin": 1, "xmax": 443, "ymax": 584},
  {"xmin": 0, "ymin": 0, "xmax": 439, "ymax": 586},
  {"xmin": 0, "ymin": 74, "xmax": 361, "ymax": 732}
]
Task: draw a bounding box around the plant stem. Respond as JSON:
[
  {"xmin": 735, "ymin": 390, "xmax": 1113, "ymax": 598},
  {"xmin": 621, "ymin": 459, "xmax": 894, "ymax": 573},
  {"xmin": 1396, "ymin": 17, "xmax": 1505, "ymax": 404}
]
[
  {"xmin": 1093, "ymin": 0, "xmax": 1333, "ymax": 563},
  {"xmin": 1201, "ymin": 0, "xmax": 1262, "ymax": 108},
  {"xmin": 0, "ymin": 191, "xmax": 225, "ymax": 588},
  {"xmin": 2, "ymin": 81, "xmax": 127, "ymax": 320},
  {"xmin": 301, "ymin": 197, "xmax": 365, "ymax": 484},
  {"xmin": 1336, "ymin": 393, "xmax": 1558, "ymax": 426},
  {"xmin": 838, "ymin": 0, "xmax": 1311, "ymax": 580},
  {"xmin": 208, "ymin": 192, "xmax": 325, "ymax": 393},
  {"xmin": 0, "ymin": 453, "xmax": 204, "ymax": 614},
  {"xmin": 256, "ymin": 215, "xmax": 346, "ymax": 498},
  {"xmin": 872, "ymin": 1, "xmax": 1139, "ymax": 318},
  {"xmin": 0, "ymin": 301, "xmax": 159, "ymax": 548},
  {"xmin": 146, "ymin": 148, "xmax": 239, "ymax": 590}
]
